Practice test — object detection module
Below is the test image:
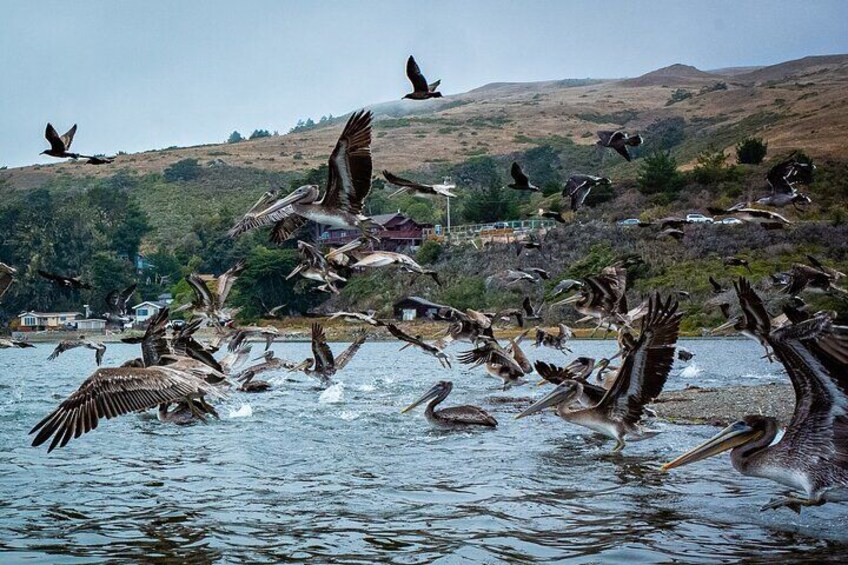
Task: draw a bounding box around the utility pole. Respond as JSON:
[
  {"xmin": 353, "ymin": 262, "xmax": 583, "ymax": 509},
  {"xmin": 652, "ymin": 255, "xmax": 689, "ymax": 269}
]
[{"xmin": 434, "ymin": 176, "xmax": 456, "ymax": 240}]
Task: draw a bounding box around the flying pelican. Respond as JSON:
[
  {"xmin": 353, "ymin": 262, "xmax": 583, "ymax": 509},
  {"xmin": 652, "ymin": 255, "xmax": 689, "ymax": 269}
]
[
  {"xmin": 756, "ymin": 156, "xmax": 814, "ymax": 209},
  {"xmin": 103, "ymin": 283, "xmax": 137, "ymax": 326},
  {"xmin": 538, "ymin": 208, "xmax": 567, "ymax": 224},
  {"xmin": 517, "ymin": 294, "xmax": 682, "ymax": 451},
  {"xmin": 534, "ymin": 324, "xmax": 573, "ymax": 353},
  {"xmin": 563, "ymin": 174, "xmax": 611, "ymax": 212},
  {"xmin": 228, "ymin": 326, "xmax": 283, "ymax": 352},
  {"xmin": 661, "ymin": 279, "xmax": 848, "ymax": 512},
  {"xmin": 403, "ymin": 56, "xmax": 442, "ymax": 100},
  {"xmin": 0, "ymin": 262, "xmax": 16, "ymax": 302},
  {"xmin": 507, "ymin": 162, "xmax": 540, "ymax": 192},
  {"xmin": 352, "ymin": 251, "xmax": 441, "ymax": 286},
  {"xmin": 516, "ymin": 233, "xmax": 543, "ymax": 256},
  {"xmin": 500, "ymin": 269, "xmax": 539, "ymax": 286},
  {"xmin": 37, "ymin": 270, "xmax": 92, "ymax": 290},
  {"xmin": 182, "ymin": 260, "xmax": 245, "ymax": 328},
  {"xmin": 328, "ymin": 311, "xmax": 386, "ymax": 327},
  {"xmin": 236, "ymin": 370, "xmax": 272, "ymax": 393},
  {"xmin": 286, "ymin": 240, "xmax": 347, "ymax": 293},
  {"xmin": 435, "ymin": 308, "xmax": 495, "ymax": 347},
  {"xmin": 402, "ymin": 381, "xmax": 497, "ymax": 428},
  {"xmin": 30, "ymin": 356, "xmax": 227, "ymax": 451},
  {"xmin": 47, "ymin": 337, "xmax": 107, "ymax": 366},
  {"xmin": 597, "ymin": 130, "xmax": 643, "ymax": 162},
  {"xmin": 723, "ymin": 256, "xmax": 752, "ymax": 273},
  {"xmin": 40, "ymin": 123, "xmax": 113, "ymax": 164},
  {"xmin": 385, "ymin": 323, "xmax": 451, "ymax": 368},
  {"xmin": 552, "ymin": 265, "xmax": 633, "ymax": 334},
  {"xmin": 780, "ymin": 260, "xmax": 847, "ymax": 297},
  {"xmin": 289, "ymin": 323, "xmax": 367, "ymax": 386},
  {"xmin": 382, "ymin": 171, "xmax": 457, "ymax": 198},
  {"xmin": 458, "ymin": 339, "xmax": 528, "ymax": 390},
  {"xmin": 708, "ymin": 204, "xmax": 791, "ymax": 230},
  {"xmin": 535, "ymin": 357, "xmax": 596, "ymax": 386},
  {"xmin": 0, "ymin": 338, "xmax": 35, "ymax": 349},
  {"xmin": 227, "ymin": 111, "xmax": 375, "ymax": 243},
  {"xmin": 235, "ymin": 351, "xmax": 295, "ymax": 379}
]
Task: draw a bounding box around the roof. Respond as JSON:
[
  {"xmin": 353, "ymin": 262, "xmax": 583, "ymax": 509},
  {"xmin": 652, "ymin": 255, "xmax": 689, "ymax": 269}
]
[
  {"xmin": 371, "ymin": 213, "xmax": 403, "ymax": 226},
  {"xmin": 393, "ymin": 296, "xmax": 445, "ymax": 309},
  {"xmin": 19, "ymin": 311, "xmax": 82, "ymax": 318},
  {"xmin": 132, "ymin": 301, "xmax": 168, "ymax": 310},
  {"xmin": 76, "ymin": 318, "xmax": 107, "ymax": 324}
]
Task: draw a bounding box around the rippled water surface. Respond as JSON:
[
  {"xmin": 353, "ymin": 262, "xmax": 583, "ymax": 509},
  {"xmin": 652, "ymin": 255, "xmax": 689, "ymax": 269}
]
[{"xmin": 2, "ymin": 338, "xmax": 847, "ymax": 563}]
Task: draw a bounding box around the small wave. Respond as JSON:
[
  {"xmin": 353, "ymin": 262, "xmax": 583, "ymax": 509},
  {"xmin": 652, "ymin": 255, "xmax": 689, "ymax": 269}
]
[
  {"xmin": 319, "ymin": 383, "xmax": 345, "ymax": 404},
  {"xmin": 680, "ymin": 364, "xmax": 702, "ymax": 380},
  {"xmin": 338, "ymin": 410, "xmax": 360, "ymax": 421},
  {"xmin": 227, "ymin": 404, "xmax": 253, "ymax": 418},
  {"xmin": 357, "ymin": 383, "xmax": 376, "ymax": 393}
]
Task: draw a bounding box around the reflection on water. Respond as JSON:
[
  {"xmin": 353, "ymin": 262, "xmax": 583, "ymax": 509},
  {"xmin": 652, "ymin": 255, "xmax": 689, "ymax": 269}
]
[{"xmin": 1, "ymin": 339, "xmax": 847, "ymax": 563}]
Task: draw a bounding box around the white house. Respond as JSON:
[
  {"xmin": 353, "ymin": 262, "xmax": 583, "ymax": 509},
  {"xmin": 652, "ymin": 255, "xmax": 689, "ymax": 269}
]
[
  {"xmin": 132, "ymin": 301, "xmax": 168, "ymax": 324},
  {"xmin": 76, "ymin": 318, "xmax": 107, "ymax": 332},
  {"xmin": 18, "ymin": 312, "xmax": 82, "ymax": 331}
]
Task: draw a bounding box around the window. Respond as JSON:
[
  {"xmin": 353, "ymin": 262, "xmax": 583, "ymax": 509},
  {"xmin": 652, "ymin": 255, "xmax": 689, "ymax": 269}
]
[
  {"xmin": 137, "ymin": 308, "xmax": 148, "ymax": 317},
  {"xmin": 24, "ymin": 317, "xmax": 36, "ymax": 326}
]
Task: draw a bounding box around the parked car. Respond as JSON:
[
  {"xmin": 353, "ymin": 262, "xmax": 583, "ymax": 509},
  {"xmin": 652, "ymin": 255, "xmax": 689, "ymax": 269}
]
[
  {"xmin": 617, "ymin": 218, "xmax": 641, "ymax": 227},
  {"xmin": 720, "ymin": 217, "xmax": 743, "ymax": 225},
  {"xmin": 685, "ymin": 213, "xmax": 714, "ymax": 224},
  {"xmin": 492, "ymin": 222, "xmax": 510, "ymax": 229}
]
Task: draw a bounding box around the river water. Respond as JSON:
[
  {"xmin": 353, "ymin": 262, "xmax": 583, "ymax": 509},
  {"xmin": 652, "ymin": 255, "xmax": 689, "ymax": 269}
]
[{"xmin": 1, "ymin": 338, "xmax": 847, "ymax": 563}]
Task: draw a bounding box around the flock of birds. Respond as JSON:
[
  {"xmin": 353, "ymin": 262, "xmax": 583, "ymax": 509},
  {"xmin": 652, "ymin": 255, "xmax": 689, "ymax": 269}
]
[{"xmin": 2, "ymin": 55, "xmax": 847, "ymax": 514}]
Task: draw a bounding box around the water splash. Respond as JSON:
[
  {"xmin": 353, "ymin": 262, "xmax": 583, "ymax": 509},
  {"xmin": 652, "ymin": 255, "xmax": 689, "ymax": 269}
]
[
  {"xmin": 319, "ymin": 383, "xmax": 345, "ymax": 404},
  {"xmin": 680, "ymin": 363, "xmax": 702, "ymax": 380},
  {"xmin": 227, "ymin": 403, "xmax": 253, "ymax": 418}
]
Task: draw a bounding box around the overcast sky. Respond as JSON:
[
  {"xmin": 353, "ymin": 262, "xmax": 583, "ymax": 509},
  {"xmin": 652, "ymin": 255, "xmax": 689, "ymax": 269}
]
[{"xmin": 2, "ymin": 0, "xmax": 847, "ymax": 168}]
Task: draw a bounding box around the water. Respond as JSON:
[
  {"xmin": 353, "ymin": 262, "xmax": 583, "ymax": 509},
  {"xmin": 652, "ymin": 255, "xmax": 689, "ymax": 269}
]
[{"xmin": 1, "ymin": 339, "xmax": 847, "ymax": 563}]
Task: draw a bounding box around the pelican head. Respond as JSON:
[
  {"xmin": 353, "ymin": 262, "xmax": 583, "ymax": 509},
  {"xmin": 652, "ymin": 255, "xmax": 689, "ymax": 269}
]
[
  {"xmin": 402, "ymin": 380, "xmax": 451, "ymax": 413},
  {"xmin": 515, "ymin": 380, "xmax": 583, "ymax": 419},
  {"xmin": 660, "ymin": 415, "xmax": 774, "ymax": 472},
  {"xmin": 265, "ymin": 184, "xmax": 320, "ymax": 214}
]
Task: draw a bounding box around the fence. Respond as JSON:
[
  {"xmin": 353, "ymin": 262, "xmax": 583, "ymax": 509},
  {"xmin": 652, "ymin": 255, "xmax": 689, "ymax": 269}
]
[{"xmin": 422, "ymin": 219, "xmax": 555, "ymax": 245}]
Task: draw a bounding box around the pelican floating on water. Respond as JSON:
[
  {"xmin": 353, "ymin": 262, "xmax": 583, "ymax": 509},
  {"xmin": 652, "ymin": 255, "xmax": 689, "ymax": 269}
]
[
  {"xmin": 402, "ymin": 381, "xmax": 497, "ymax": 428},
  {"xmin": 662, "ymin": 278, "xmax": 848, "ymax": 512}
]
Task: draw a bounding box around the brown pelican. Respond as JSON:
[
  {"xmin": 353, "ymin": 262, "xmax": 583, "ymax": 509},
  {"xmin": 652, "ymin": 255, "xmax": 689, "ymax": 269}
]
[
  {"xmin": 563, "ymin": 174, "xmax": 611, "ymax": 212},
  {"xmin": 48, "ymin": 337, "xmax": 107, "ymax": 366},
  {"xmin": 158, "ymin": 399, "xmax": 218, "ymax": 425},
  {"xmin": 290, "ymin": 323, "xmax": 367, "ymax": 386},
  {"xmin": 236, "ymin": 370, "xmax": 272, "ymax": 393},
  {"xmin": 535, "ymin": 357, "xmax": 596, "ymax": 386},
  {"xmin": 29, "ymin": 357, "xmax": 227, "ymax": 452},
  {"xmin": 383, "ymin": 171, "xmax": 456, "ymax": 198},
  {"xmin": 41, "ymin": 123, "xmax": 112, "ymax": 164},
  {"xmin": 402, "ymin": 381, "xmax": 497, "ymax": 428},
  {"xmin": 403, "ymin": 56, "xmax": 442, "ymax": 100},
  {"xmin": 228, "ymin": 326, "xmax": 282, "ymax": 352},
  {"xmin": 677, "ymin": 347, "xmax": 695, "ymax": 362},
  {"xmin": 534, "ymin": 324, "xmax": 573, "ymax": 353},
  {"xmin": 538, "ymin": 208, "xmax": 567, "ymax": 224},
  {"xmin": 386, "ymin": 323, "xmax": 451, "ymax": 368},
  {"xmin": 104, "ymin": 283, "xmax": 137, "ymax": 325},
  {"xmin": 517, "ymin": 294, "xmax": 682, "ymax": 451},
  {"xmin": 0, "ymin": 338, "xmax": 35, "ymax": 349},
  {"xmin": 259, "ymin": 298, "xmax": 287, "ymax": 319},
  {"xmin": 500, "ymin": 269, "xmax": 539, "ymax": 286},
  {"xmin": 0, "ymin": 262, "xmax": 16, "ymax": 302},
  {"xmin": 658, "ymin": 228, "xmax": 685, "ymax": 241},
  {"xmin": 352, "ymin": 251, "xmax": 441, "ymax": 286},
  {"xmin": 661, "ymin": 280, "xmax": 848, "ymax": 512},
  {"xmin": 516, "ymin": 233, "xmax": 543, "ymax": 256},
  {"xmin": 182, "ymin": 260, "xmax": 245, "ymax": 328},
  {"xmin": 286, "ymin": 240, "xmax": 347, "ymax": 293},
  {"xmin": 227, "ymin": 111, "xmax": 375, "ymax": 242},
  {"xmin": 756, "ymin": 155, "xmax": 814, "ymax": 209},
  {"xmin": 552, "ymin": 265, "xmax": 632, "ymax": 333},
  {"xmin": 458, "ymin": 339, "xmax": 528, "ymax": 390},
  {"xmin": 597, "ymin": 130, "xmax": 643, "ymax": 162},
  {"xmin": 226, "ymin": 187, "xmax": 310, "ymax": 241},
  {"xmin": 435, "ymin": 308, "xmax": 495, "ymax": 347},
  {"xmin": 706, "ymin": 275, "xmax": 733, "ymax": 320},
  {"xmin": 781, "ymin": 260, "xmax": 847, "ymax": 297},
  {"xmin": 497, "ymin": 296, "xmax": 542, "ymax": 328},
  {"xmin": 508, "ymin": 162, "xmax": 540, "ymax": 192},
  {"xmin": 708, "ymin": 204, "xmax": 791, "ymax": 230},
  {"xmin": 236, "ymin": 351, "xmax": 294, "ymax": 379},
  {"xmin": 37, "ymin": 269, "xmax": 92, "ymax": 290},
  {"xmin": 328, "ymin": 311, "xmax": 386, "ymax": 327},
  {"xmin": 521, "ymin": 267, "xmax": 550, "ymax": 280},
  {"xmin": 534, "ymin": 360, "xmax": 607, "ymax": 410}
]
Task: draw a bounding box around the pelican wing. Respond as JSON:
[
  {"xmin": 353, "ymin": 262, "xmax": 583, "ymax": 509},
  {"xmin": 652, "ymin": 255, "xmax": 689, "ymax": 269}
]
[
  {"xmin": 534, "ymin": 361, "xmax": 576, "ymax": 385},
  {"xmin": 47, "ymin": 340, "xmax": 84, "ymax": 361},
  {"xmin": 734, "ymin": 278, "xmax": 772, "ymax": 336},
  {"xmin": 185, "ymin": 274, "xmax": 215, "ymax": 310},
  {"xmin": 105, "ymin": 283, "xmax": 137, "ymax": 315},
  {"xmin": 29, "ymin": 366, "xmax": 221, "ymax": 452},
  {"xmin": 569, "ymin": 181, "xmax": 592, "ymax": 211},
  {"xmin": 323, "ymin": 110, "xmax": 373, "ymax": 216},
  {"xmin": 383, "ymin": 170, "xmax": 431, "ymax": 192},
  {"xmin": 0, "ymin": 262, "xmax": 16, "ymax": 301},
  {"xmin": 216, "ymin": 260, "xmax": 246, "ymax": 307},
  {"xmin": 61, "ymin": 124, "xmax": 77, "ymax": 151},
  {"xmin": 334, "ymin": 333, "xmax": 367, "ymax": 371},
  {"xmin": 135, "ymin": 307, "xmax": 170, "ymax": 367},
  {"xmin": 311, "ymin": 323, "xmax": 335, "ymax": 374},
  {"xmin": 270, "ymin": 215, "xmax": 309, "ymax": 244},
  {"xmin": 510, "ymin": 162, "xmax": 529, "ymax": 185},
  {"xmin": 406, "ymin": 55, "xmax": 429, "ymax": 93},
  {"xmin": 595, "ymin": 294, "xmax": 681, "ymax": 427}
]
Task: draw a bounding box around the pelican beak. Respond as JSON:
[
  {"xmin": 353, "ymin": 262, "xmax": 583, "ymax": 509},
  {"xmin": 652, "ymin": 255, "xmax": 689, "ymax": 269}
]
[
  {"xmin": 515, "ymin": 382, "xmax": 578, "ymax": 419},
  {"xmin": 401, "ymin": 383, "xmax": 442, "ymax": 414},
  {"xmin": 551, "ymin": 293, "xmax": 582, "ymax": 307},
  {"xmin": 288, "ymin": 359, "xmax": 311, "ymax": 373},
  {"xmin": 286, "ymin": 263, "xmax": 305, "ymax": 280},
  {"xmin": 660, "ymin": 420, "xmax": 762, "ymax": 472},
  {"xmin": 710, "ymin": 319, "xmax": 737, "ymax": 336}
]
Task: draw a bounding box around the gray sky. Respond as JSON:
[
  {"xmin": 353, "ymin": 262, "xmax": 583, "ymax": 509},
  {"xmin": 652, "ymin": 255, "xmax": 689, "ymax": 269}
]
[{"xmin": 2, "ymin": 0, "xmax": 846, "ymax": 168}]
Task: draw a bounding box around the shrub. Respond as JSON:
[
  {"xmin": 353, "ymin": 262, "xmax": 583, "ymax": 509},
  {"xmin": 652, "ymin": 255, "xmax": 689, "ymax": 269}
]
[
  {"xmin": 637, "ymin": 152, "xmax": 683, "ymax": 196},
  {"xmin": 693, "ymin": 147, "xmax": 737, "ymax": 184},
  {"xmin": 163, "ymin": 158, "xmax": 201, "ymax": 182},
  {"xmin": 227, "ymin": 131, "xmax": 244, "ymax": 144},
  {"xmin": 735, "ymin": 137, "xmax": 768, "ymax": 164},
  {"xmin": 249, "ymin": 129, "xmax": 272, "ymax": 140},
  {"xmin": 416, "ymin": 240, "xmax": 443, "ymax": 265}
]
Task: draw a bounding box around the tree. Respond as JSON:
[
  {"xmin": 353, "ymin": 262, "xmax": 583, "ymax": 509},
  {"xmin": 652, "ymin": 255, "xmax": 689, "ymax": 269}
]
[
  {"xmin": 736, "ymin": 137, "xmax": 768, "ymax": 165},
  {"xmin": 163, "ymin": 158, "xmax": 201, "ymax": 182},
  {"xmin": 249, "ymin": 129, "xmax": 271, "ymax": 140},
  {"xmin": 693, "ymin": 147, "xmax": 737, "ymax": 184},
  {"xmin": 416, "ymin": 240, "xmax": 443, "ymax": 265},
  {"xmin": 637, "ymin": 152, "xmax": 683, "ymax": 196},
  {"xmin": 227, "ymin": 131, "xmax": 244, "ymax": 143}
]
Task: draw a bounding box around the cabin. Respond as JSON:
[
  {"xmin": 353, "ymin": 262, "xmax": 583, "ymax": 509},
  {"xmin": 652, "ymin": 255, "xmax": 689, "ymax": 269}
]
[
  {"xmin": 393, "ymin": 296, "xmax": 444, "ymax": 321},
  {"xmin": 320, "ymin": 212, "xmax": 433, "ymax": 251},
  {"xmin": 17, "ymin": 311, "xmax": 82, "ymax": 332},
  {"xmin": 132, "ymin": 300, "xmax": 168, "ymax": 324}
]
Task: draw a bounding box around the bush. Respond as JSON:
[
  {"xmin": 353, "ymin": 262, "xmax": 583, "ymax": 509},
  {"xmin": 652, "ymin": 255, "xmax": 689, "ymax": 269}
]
[
  {"xmin": 693, "ymin": 147, "xmax": 738, "ymax": 184},
  {"xmin": 416, "ymin": 240, "xmax": 443, "ymax": 265},
  {"xmin": 735, "ymin": 137, "xmax": 768, "ymax": 164},
  {"xmin": 163, "ymin": 158, "xmax": 201, "ymax": 182},
  {"xmin": 227, "ymin": 131, "xmax": 244, "ymax": 144},
  {"xmin": 637, "ymin": 152, "xmax": 683, "ymax": 196},
  {"xmin": 249, "ymin": 129, "xmax": 272, "ymax": 140}
]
